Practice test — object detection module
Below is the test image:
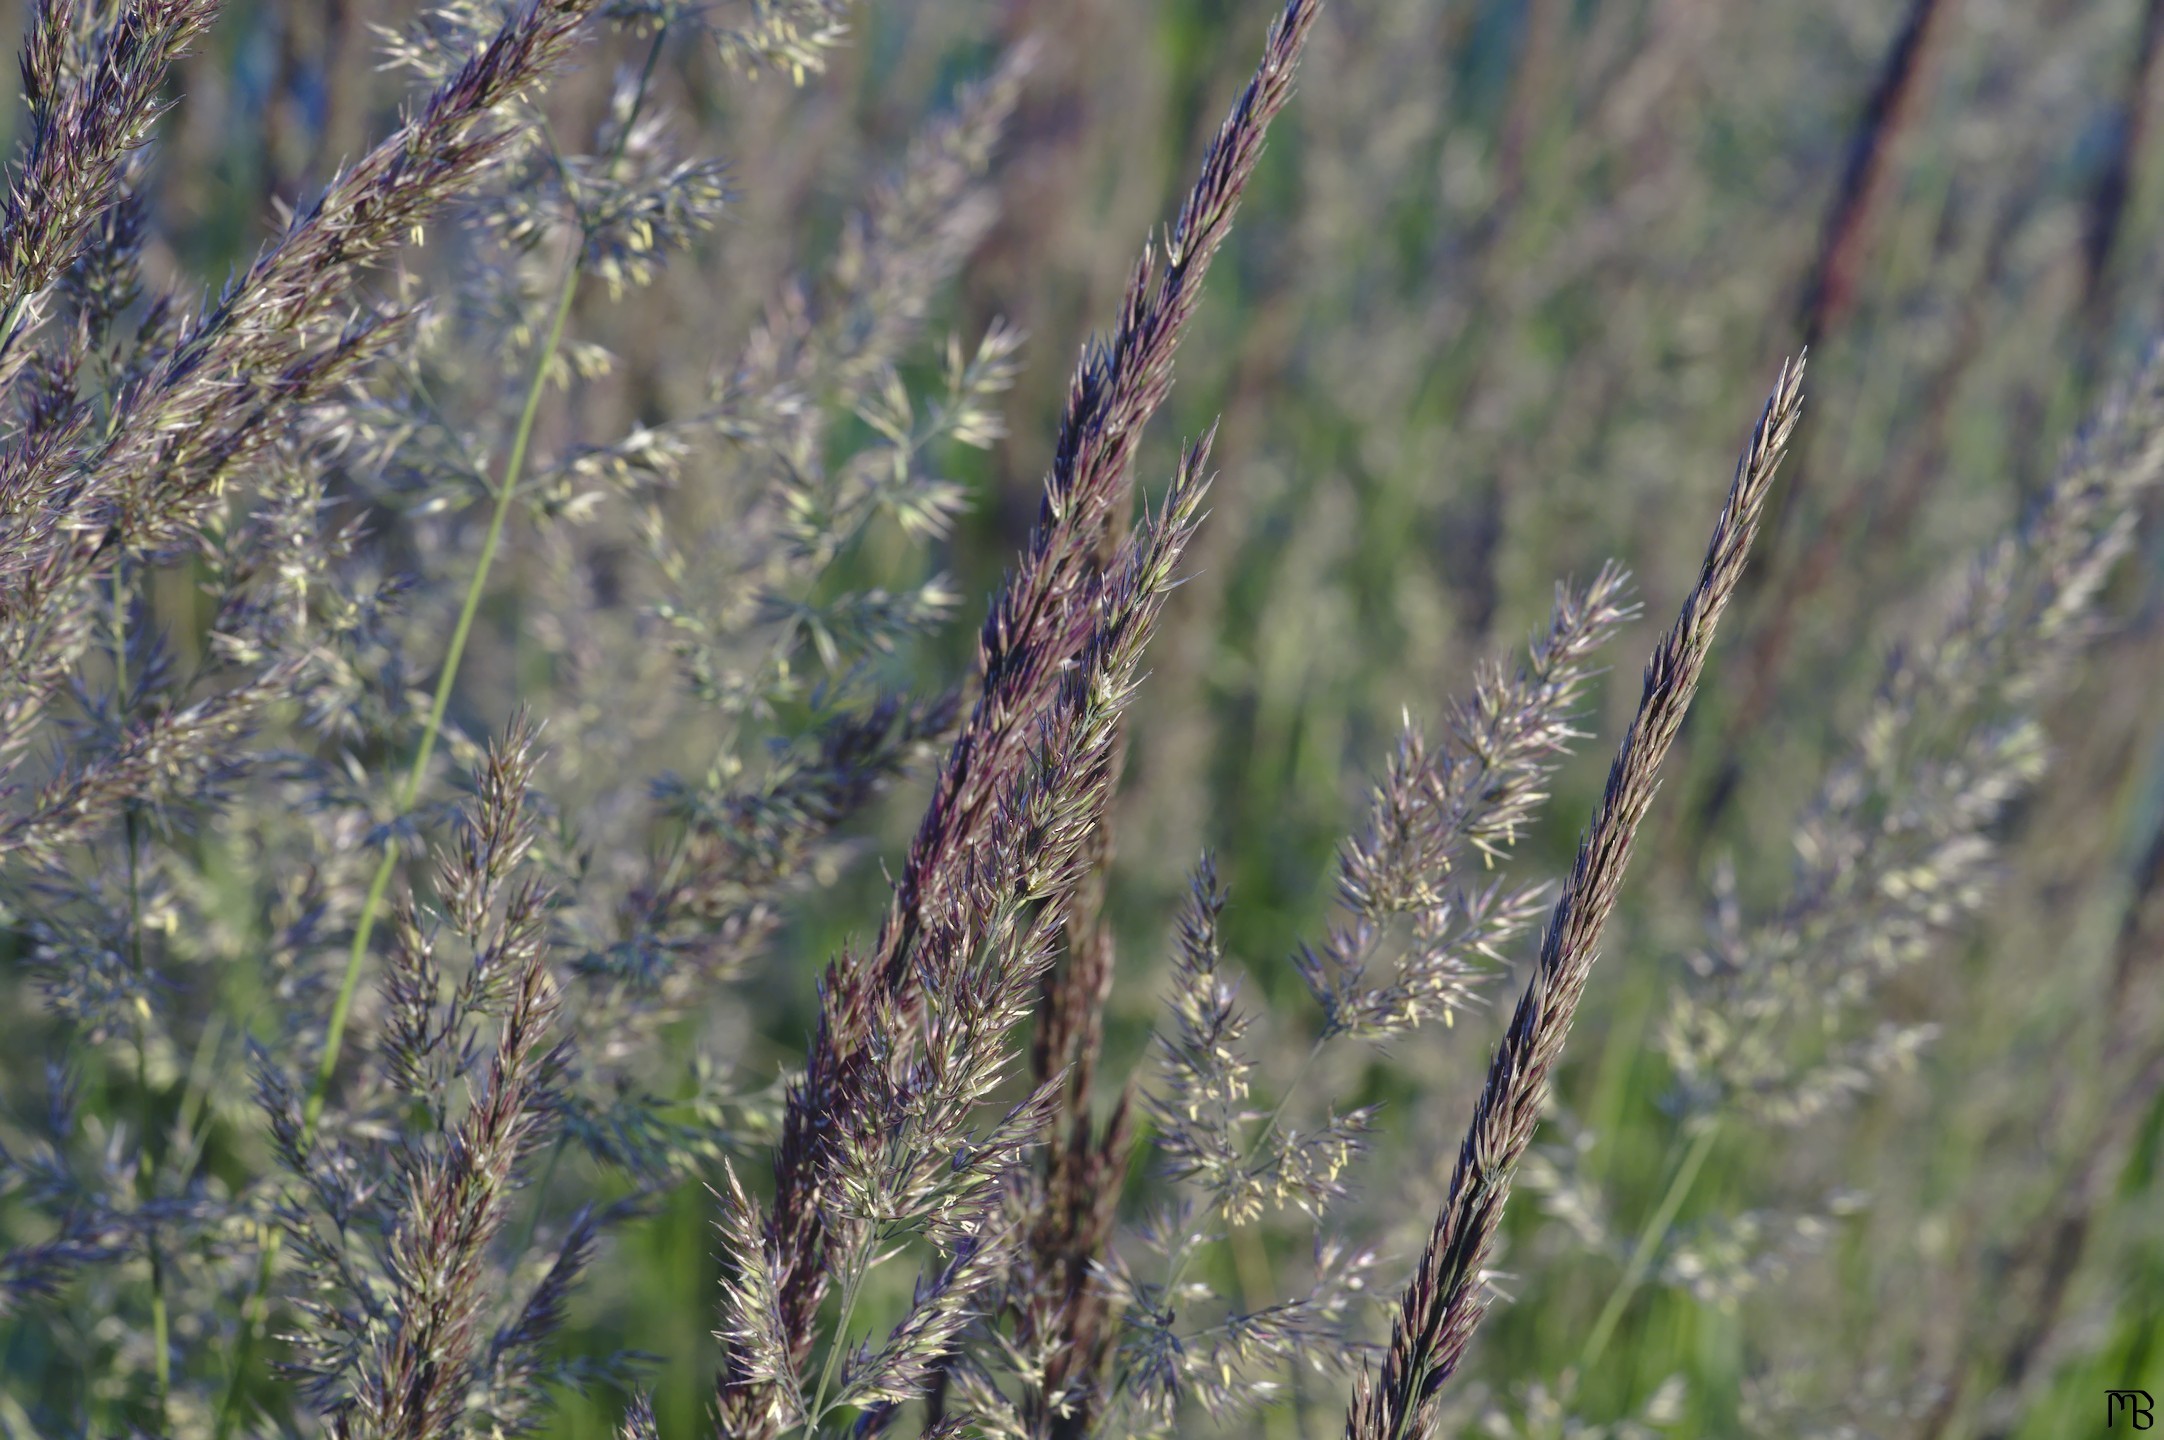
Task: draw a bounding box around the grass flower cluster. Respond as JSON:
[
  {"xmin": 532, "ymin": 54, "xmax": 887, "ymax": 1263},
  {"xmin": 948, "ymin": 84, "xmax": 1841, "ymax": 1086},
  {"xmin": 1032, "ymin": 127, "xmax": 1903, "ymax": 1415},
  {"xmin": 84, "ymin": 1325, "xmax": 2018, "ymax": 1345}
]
[{"xmin": 3, "ymin": 1, "xmax": 2163, "ymax": 1439}]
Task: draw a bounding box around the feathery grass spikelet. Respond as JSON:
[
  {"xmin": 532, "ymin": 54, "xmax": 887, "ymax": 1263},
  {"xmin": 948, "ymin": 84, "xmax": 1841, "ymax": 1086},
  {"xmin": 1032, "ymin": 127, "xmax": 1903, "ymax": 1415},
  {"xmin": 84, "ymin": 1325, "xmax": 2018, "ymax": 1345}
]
[{"xmin": 1348, "ymin": 357, "xmax": 1805, "ymax": 1440}]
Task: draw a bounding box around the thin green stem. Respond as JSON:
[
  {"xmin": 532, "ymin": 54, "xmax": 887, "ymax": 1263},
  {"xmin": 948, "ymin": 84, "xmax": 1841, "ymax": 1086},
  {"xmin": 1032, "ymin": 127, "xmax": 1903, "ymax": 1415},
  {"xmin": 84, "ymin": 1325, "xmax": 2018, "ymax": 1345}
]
[
  {"xmin": 1229, "ymin": 1221, "xmax": 1302, "ymax": 1440},
  {"xmin": 321, "ymin": 255, "xmax": 580, "ymax": 1134},
  {"xmin": 1578, "ymin": 1120, "xmax": 1721, "ymax": 1372},
  {"xmin": 213, "ymin": 31, "xmax": 670, "ymax": 1424},
  {"xmin": 609, "ymin": 30, "xmax": 668, "ymax": 172},
  {"xmin": 1256, "ymin": 1038, "xmax": 1328, "ymax": 1157},
  {"xmin": 0, "ymin": 292, "xmax": 31, "ymax": 367},
  {"xmin": 128, "ymin": 813, "xmax": 171, "ymax": 1418},
  {"xmin": 146, "ymin": 1239, "xmax": 171, "ymax": 1415},
  {"xmin": 112, "ymin": 562, "xmax": 172, "ymax": 1422},
  {"xmin": 808, "ymin": 1228, "xmax": 880, "ymax": 1433},
  {"xmin": 215, "ymin": 254, "xmax": 583, "ymax": 1440},
  {"xmin": 170, "ymin": 1009, "xmax": 228, "ymax": 1178},
  {"xmin": 218, "ymin": 1243, "xmax": 276, "ymax": 1440},
  {"xmin": 305, "ymin": 256, "xmax": 578, "ymax": 1141}
]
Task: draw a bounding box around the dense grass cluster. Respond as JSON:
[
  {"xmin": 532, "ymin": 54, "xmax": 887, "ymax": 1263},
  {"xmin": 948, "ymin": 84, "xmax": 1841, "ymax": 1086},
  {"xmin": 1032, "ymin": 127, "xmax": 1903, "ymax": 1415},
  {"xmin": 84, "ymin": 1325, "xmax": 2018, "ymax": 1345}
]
[{"xmin": 2, "ymin": 1, "xmax": 2162, "ymax": 1438}]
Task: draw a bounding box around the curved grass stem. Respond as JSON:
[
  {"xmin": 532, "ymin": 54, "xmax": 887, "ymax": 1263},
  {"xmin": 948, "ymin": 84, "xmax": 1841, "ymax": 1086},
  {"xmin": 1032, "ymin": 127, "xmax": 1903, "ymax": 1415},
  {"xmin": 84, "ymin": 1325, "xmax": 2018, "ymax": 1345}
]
[
  {"xmin": 113, "ymin": 561, "xmax": 173, "ymax": 1425},
  {"xmin": 1577, "ymin": 1119, "xmax": 1721, "ymax": 1373},
  {"xmin": 213, "ymin": 255, "xmax": 583, "ymax": 1440}
]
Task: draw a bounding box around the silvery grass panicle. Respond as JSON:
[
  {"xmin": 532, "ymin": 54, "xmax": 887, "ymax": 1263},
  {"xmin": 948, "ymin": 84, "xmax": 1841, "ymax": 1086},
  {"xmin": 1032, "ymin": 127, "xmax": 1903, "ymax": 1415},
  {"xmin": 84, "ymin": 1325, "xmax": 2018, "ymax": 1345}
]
[
  {"xmin": 1298, "ymin": 564, "xmax": 1639, "ymax": 1043},
  {"xmin": 712, "ymin": 433, "xmax": 1221, "ymax": 1440},
  {"xmin": 1666, "ymin": 346, "xmax": 2164, "ymax": 1134},
  {"xmin": 268, "ymin": 715, "xmax": 593, "ymax": 1440},
  {"xmin": 2, "ymin": 0, "xmax": 616, "ymax": 1425},
  {"xmin": 1094, "ymin": 567, "xmax": 1635, "ymax": 1435},
  {"xmin": 599, "ymin": 0, "xmax": 852, "ymax": 84},
  {"xmin": 219, "ymin": 0, "xmax": 785, "ymax": 1421},
  {"xmin": 1484, "ymin": 342, "xmax": 2164, "ymax": 1435},
  {"xmin": 15, "ymin": 0, "xmax": 2164, "ymax": 1435},
  {"xmin": 1661, "ymin": 350, "xmax": 2164, "ymax": 1432},
  {"xmin": 259, "ymin": 8, "xmax": 1031, "ymax": 1432},
  {"xmin": 1348, "ymin": 358, "xmax": 1806, "ymax": 1440},
  {"xmin": 0, "ymin": 0, "xmax": 212, "ymax": 392},
  {"xmin": 0, "ymin": 0, "xmax": 1027, "ymax": 1427},
  {"xmin": 485, "ymin": 44, "xmax": 1028, "ymax": 1193},
  {"xmin": 1105, "ymin": 857, "xmax": 1381, "ymax": 1435},
  {"xmin": 707, "ymin": 5, "xmax": 1320, "ymax": 1438},
  {"xmin": 1515, "ymin": 344, "xmax": 2164, "ymax": 1406}
]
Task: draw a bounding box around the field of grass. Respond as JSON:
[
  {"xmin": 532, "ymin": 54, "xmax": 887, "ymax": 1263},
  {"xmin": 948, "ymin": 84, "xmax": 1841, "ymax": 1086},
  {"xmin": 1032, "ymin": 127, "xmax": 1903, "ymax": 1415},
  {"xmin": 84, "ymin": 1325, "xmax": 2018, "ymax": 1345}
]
[{"xmin": 2, "ymin": 1, "xmax": 2163, "ymax": 1437}]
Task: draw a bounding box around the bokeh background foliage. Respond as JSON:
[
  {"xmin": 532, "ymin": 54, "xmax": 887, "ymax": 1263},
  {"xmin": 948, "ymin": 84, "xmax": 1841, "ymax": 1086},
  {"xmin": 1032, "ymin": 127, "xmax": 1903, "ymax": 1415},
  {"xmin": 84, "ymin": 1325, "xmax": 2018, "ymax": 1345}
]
[{"xmin": 2, "ymin": 0, "xmax": 2164, "ymax": 1436}]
